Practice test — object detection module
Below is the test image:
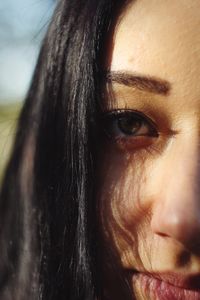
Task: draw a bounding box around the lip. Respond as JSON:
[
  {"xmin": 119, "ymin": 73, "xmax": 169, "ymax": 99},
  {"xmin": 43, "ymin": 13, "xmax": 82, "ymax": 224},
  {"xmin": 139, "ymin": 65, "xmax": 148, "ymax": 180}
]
[{"xmin": 130, "ymin": 272, "xmax": 200, "ymax": 300}]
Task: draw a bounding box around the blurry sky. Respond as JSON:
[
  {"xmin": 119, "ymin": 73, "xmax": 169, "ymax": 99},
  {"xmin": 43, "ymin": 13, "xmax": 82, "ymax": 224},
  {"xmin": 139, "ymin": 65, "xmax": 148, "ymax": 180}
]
[{"xmin": 0, "ymin": 0, "xmax": 56, "ymax": 104}]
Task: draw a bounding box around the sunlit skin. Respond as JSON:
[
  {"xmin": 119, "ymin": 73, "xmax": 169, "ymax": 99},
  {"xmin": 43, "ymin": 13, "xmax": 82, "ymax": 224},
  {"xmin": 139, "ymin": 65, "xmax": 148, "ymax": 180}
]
[{"xmin": 97, "ymin": 0, "xmax": 200, "ymax": 299}]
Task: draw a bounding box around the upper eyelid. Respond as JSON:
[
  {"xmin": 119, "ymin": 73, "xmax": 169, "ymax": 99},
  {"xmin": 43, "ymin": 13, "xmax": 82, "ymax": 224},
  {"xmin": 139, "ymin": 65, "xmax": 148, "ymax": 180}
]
[{"xmin": 101, "ymin": 109, "xmax": 158, "ymax": 129}]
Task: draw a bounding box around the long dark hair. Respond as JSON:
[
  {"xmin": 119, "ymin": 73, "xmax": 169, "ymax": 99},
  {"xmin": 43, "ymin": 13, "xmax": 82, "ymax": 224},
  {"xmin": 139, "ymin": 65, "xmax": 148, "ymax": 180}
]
[{"xmin": 0, "ymin": 0, "xmax": 132, "ymax": 299}]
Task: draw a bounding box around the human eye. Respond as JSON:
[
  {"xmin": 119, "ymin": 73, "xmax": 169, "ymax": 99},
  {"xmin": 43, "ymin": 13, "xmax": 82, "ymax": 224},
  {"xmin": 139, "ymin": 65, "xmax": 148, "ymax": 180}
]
[{"xmin": 101, "ymin": 109, "xmax": 159, "ymax": 151}]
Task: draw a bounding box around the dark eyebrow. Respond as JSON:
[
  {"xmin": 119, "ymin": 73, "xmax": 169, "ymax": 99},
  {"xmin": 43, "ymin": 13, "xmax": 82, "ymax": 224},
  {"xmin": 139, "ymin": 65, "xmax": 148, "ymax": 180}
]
[{"xmin": 106, "ymin": 71, "xmax": 171, "ymax": 95}]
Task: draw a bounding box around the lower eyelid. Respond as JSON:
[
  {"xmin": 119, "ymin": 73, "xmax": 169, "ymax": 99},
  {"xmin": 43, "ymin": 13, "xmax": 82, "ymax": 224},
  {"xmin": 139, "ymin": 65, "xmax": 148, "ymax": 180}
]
[{"xmin": 112, "ymin": 135, "xmax": 156, "ymax": 150}]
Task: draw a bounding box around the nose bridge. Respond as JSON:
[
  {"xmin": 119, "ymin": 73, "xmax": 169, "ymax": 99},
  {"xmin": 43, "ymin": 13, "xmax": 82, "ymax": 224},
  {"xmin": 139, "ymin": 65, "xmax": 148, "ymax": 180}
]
[
  {"xmin": 173, "ymin": 134, "xmax": 200, "ymax": 197},
  {"xmin": 151, "ymin": 132, "xmax": 200, "ymax": 246}
]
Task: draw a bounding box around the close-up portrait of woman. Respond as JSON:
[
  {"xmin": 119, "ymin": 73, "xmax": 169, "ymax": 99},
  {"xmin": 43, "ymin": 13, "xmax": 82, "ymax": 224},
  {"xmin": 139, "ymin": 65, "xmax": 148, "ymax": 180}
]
[{"xmin": 1, "ymin": 0, "xmax": 200, "ymax": 299}]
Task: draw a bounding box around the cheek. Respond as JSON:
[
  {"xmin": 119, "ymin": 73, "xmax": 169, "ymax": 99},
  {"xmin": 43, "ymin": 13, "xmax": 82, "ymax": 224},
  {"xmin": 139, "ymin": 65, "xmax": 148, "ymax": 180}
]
[{"xmin": 97, "ymin": 145, "xmax": 153, "ymax": 259}]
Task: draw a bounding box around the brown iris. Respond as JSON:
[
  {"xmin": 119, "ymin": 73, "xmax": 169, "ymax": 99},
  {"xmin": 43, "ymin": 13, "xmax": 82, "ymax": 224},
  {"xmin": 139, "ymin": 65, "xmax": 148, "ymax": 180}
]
[{"xmin": 117, "ymin": 115, "xmax": 143, "ymax": 136}]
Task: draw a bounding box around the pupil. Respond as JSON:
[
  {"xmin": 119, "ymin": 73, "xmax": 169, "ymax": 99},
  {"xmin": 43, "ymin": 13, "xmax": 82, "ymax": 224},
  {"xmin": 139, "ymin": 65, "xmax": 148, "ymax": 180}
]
[{"xmin": 118, "ymin": 116, "xmax": 141, "ymax": 135}]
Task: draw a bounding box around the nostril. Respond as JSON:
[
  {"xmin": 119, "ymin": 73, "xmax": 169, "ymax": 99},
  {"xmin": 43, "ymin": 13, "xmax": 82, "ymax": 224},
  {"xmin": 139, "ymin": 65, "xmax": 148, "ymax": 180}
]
[
  {"xmin": 154, "ymin": 232, "xmax": 169, "ymax": 238},
  {"xmin": 151, "ymin": 210, "xmax": 200, "ymax": 251}
]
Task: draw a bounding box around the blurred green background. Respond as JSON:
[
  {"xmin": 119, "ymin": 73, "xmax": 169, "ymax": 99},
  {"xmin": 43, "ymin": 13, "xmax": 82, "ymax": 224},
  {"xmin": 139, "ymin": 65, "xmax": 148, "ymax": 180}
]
[
  {"xmin": 0, "ymin": 103, "xmax": 21, "ymax": 181},
  {"xmin": 0, "ymin": 0, "xmax": 56, "ymax": 183}
]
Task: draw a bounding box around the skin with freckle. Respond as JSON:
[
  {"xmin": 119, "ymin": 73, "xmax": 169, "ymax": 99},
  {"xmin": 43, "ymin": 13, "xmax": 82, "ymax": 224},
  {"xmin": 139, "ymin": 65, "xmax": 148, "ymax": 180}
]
[{"xmin": 97, "ymin": 0, "xmax": 200, "ymax": 299}]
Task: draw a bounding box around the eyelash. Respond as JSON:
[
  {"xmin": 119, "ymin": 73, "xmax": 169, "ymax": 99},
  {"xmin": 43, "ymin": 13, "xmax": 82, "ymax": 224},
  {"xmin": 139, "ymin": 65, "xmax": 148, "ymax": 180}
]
[{"xmin": 101, "ymin": 109, "xmax": 159, "ymax": 150}]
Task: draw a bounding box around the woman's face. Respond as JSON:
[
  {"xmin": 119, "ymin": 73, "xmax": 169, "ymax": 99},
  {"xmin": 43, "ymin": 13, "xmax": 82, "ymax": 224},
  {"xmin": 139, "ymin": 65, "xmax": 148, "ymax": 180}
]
[{"xmin": 98, "ymin": 0, "xmax": 200, "ymax": 299}]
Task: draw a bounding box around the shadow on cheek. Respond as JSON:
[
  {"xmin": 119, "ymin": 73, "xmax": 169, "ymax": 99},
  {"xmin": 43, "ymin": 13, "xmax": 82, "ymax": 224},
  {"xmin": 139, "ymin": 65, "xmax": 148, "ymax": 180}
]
[{"xmin": 96, "ymin": 150, "xmax": 150, "ymax": 299}]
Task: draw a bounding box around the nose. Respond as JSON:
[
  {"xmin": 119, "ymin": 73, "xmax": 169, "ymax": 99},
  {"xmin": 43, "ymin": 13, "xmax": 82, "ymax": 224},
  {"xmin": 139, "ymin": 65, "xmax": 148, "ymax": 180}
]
[{"xmin": 151, "ymin": 136, "xmax": 200, "ymax": 249}]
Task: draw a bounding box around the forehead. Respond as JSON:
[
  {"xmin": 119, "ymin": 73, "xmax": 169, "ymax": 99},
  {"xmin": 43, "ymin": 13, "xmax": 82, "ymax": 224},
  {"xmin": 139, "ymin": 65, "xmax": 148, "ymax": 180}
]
[{"xmin": 111, "ymin": 0, "xmax": 200, "ymax": 100}]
